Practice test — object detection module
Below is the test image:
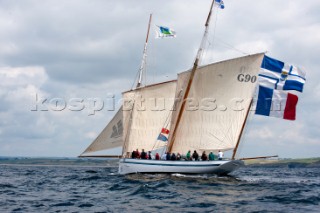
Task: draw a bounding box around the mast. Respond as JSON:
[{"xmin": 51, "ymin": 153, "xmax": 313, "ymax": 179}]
[
  {"xmin": 168, "ymin": 0, "xmax": 215, "ymax": 152},
  {"xmin": 122, "ymin": 14, "xmax": 152, "ymax": 157},
  {"xmin": 231, "ymin": 99, "xmax": 253, "ymax": 160},
  {"xmin": 136, "ymin": 14, "xmax": 152, "ymax": 88}
]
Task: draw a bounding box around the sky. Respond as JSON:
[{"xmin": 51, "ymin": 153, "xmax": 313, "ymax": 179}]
[{"xmin": 0, "ymin": 0, "xmax": 319, "ymax": 158}]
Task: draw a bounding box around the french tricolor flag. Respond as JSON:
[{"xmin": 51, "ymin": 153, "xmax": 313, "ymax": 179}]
[
  {"xmin": 255, "ymin": 86, "xmax": 298, "ymax": 120},
  {"xmin": 157, "ymin": 128, "xmax": 170, "ymax": 142}
]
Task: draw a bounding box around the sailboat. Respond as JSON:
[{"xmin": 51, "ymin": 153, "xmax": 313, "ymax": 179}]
[{"xmin": 80, "ymin": 1, "xmax": 305, "ymax": 175}]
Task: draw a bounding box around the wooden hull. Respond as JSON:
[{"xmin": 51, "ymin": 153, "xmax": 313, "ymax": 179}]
[{"xmin": 118, "ymin": 158, "xmax": 244, "ymax": 175}]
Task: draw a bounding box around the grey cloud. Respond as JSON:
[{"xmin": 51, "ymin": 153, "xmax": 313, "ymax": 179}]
[{"xmin": 0, "ymin": 0, "xmax": 319, "ymax": 157}]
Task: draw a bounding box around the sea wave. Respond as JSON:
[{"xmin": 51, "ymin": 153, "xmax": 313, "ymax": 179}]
[{"xmin": 0, "ymin": 160, "xmax": 319, "ymax": 212}]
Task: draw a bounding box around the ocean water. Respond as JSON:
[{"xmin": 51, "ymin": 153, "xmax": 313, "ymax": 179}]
[{"xmin": 0, "ymin": 159, "xmax": 319, "ymax": 213}]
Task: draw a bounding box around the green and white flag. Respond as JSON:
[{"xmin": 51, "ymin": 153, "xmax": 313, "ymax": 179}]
[{"xmin": 155, "ymin": 25, "xmax": 176, "ymax": 38}]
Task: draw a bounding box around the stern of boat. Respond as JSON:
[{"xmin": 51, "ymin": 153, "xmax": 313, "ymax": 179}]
[{"xmin": 215, "ymin": 160, "xmax": 244, "ymax": 175}]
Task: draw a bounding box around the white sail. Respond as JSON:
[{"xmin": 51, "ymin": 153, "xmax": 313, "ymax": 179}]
[
  {"xmin": 80, "ymin": 107, "xmax": 123, "ymax": 156},
  {"xmin": 122, "ymin": 80, "xmax": 177, "ymax": 154},
  {"xmin": 169, "ymin": 53, "xmax": 264, "ymax": 154}
]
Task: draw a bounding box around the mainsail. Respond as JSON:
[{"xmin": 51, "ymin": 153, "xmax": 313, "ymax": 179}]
[
  {"xmin": 168, "ymin": 53, "xmax": 265, "ymax": 154},
  {"xmin": 80, "ymin": 106, "xmax": 124, "ymax": 156},
  {"xmin": 122, "ymin": 80, "xmax": 177, "ymax": 154}
]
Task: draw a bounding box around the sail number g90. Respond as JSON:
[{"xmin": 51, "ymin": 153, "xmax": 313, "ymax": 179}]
[{"xmin": 237, "ymin": 74, "xmax": 257, "ymax": 83}]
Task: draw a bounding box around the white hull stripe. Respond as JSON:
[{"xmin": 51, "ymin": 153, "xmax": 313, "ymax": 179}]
[{"xmin": 122, "ymin": 161, "xmax": 221, "ymax": 167}]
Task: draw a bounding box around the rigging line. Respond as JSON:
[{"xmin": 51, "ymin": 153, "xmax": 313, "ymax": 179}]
[
  {"xmin": 236, "ymin": 94, "xmax": 258, "ymax": 158},
  {"xmin": 131, "ymin": 69, "xmax": 141, "ymax": 90},
  {"xmin": 232, "ymin": 98, "xmax": 254, "ymax": 160},
  {"xmin": 208, "ymin": 131, "xmax": 224, "ymax": 143},
  {"xmin": 230, "ymin": 108, "xmax": 244, "ymax": 152},
  {"xmin": 208, "ymin": 6, "xmax": 219, "ymax": 63},
  {"xmin": 160, "ymin": 93, "xmax": 178, "ymax": 131},
  {"xmin": 148, "ymin": 30, "xmax": 155, "ymax": 85},
  {"xmin": 236, "ymin": 107, "xmax": 255, "ymax": 159},
  {"xmin": 215, "ymin": 37, "xmax": 249, "ymax": 55},
  {"xmin": 152, "ymin": 24, "xmax": 160, "ymax": 85},
  {"xmin": 144, "ymin": 59, "xmax": 147, "ymax": 87},
  {"xmin": 151, "ymin": 90, "xmax": 182, "ymax": 151},
  {"xmin": 212, "ymin": 6, "xmax": 219, "ymax": 49},
  {"xmin": 202, "ymin": 6, "xmax": 218, "ymax": 65},
  {"xmin": 225, "ymin": 117, "xmax": 238, "ymax": 148},
  {"xmin": 151, "ymin": 109, "xmax": 172, "ymax": 151},
  {"xmin": 199, "ymin": 73, "xmax": 205, "ymax": 147}
]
